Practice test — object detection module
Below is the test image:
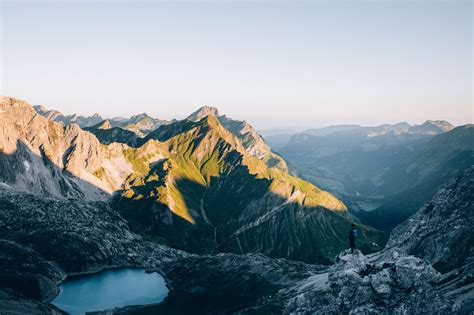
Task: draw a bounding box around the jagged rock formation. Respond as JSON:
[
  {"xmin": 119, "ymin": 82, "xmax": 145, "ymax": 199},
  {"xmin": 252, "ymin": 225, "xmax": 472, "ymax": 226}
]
[
  {"xmin": 276, "ymin": 249, "xmax": 449, "ymax": 314},
  {"xmin": 120, "ymin": 113, "xmax": 169, "ymax": 136},
  {"xmin": 34, "ymin": 105, "xmax": 169, "ymax": 136},
  {"xmin": 185, "ymin": 105, "xmax": 220, "ymax": 121},
  {"xmin": 94, "ymin": 120, "xmax": 113, "ymax": 129},
  {"xmin": 385, "ymin": 167, "xmax": 474, "ymax": 313},
  {"xmin": 0, "ymin": 96, "xmax": 170, "ymax": 199},
  {"xmin": 33, "ymin": 105, "xmax": 104, "ymax": 128}
]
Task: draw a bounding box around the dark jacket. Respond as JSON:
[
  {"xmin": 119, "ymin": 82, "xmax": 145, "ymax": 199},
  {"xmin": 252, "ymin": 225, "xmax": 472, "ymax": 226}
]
[{"xmin": 349, "ymin": 227, "xmax": 357, "ymax": 240}]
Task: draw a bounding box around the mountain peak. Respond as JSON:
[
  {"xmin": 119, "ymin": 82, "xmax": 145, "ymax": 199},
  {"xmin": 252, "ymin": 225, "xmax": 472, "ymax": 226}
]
[
  {"xmin": 186, "ymin": 106, "xmax": 220, "ymax": 122},
  {"xmin": 33, "ymin": 105, "xmax": 47, "ymax": 114},
  {"xmin": 424, "ymin": 120, "xmax": 454, "ymax": 131},
  {"xmin": 93, "ymin": 119, "xmax": 112, "ymax": 130},
  {"xmin": 130, "ymin": 112, "xmax": 150, "ymax": 119},
  {"xmin": 408, "ymin": 120, "xmax": 454, "ymax": 135}
]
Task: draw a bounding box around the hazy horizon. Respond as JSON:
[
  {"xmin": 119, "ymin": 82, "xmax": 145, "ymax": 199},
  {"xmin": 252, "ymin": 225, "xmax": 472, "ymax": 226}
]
[{"xmin": 1, "ymin": 1, "xmax": 472, "ymax": 128}]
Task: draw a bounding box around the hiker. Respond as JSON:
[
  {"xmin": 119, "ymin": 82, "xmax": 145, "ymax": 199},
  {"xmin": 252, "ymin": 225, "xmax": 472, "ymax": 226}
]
[{"xmin": 349, "ymin": 223, "xmax": 357, "ymax": 252}]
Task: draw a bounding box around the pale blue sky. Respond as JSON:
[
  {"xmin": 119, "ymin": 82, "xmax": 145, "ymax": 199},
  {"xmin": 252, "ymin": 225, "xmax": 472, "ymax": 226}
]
[{"xmin": 1, "ymin": 1, "xmax": 472, "ymax": 128}]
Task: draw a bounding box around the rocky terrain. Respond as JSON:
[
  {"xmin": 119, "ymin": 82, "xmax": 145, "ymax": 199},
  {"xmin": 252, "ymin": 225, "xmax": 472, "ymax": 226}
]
[{"xmin": 1, "ymin": 96, "xmax": 471, "ymax": 314}]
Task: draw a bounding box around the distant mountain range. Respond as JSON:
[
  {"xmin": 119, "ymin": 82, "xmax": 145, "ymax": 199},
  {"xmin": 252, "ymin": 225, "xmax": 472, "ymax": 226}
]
[
  {"xmin": 264, "ymin": 120, "xmax": 454, "ymax": 150},
  {"xmin": 267, "ymin": 120, "xmax": 472, "ymax": 230},
  {"xmin": 33, "ymin": 105, "xmax": 171, "ymax": 137},
  {"xmin": 359, "ymin": 124, "xmax": 473, "ymax": 229}
]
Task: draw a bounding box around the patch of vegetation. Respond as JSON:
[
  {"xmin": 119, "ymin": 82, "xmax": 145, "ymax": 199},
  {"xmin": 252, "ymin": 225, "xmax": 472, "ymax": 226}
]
[
  {"xmin": 123, "ymin": 148, "xmax": 150, "ymax": 175},
  {"xmin": 93, "ymin": 166, "xmax": 106, "ymax": 180}
]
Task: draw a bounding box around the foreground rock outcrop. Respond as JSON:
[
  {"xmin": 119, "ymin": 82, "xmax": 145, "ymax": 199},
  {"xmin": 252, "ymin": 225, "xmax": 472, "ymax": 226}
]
[{"xmin": 277, "ymin": 249, "xmax": 449, "ymax": 314}]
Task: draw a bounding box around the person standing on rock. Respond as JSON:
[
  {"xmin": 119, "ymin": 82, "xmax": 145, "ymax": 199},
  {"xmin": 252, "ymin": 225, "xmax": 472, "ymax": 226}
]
[{"xmin": 349, "ymin": 223, "xmax": 357, "ymax": 253}]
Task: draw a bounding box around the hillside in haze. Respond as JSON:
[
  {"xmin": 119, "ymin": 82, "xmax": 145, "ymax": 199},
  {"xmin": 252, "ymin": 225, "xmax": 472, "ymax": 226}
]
[{"xmin": 266, "ymin": 121, "xmax": 472, "ymax": 230}]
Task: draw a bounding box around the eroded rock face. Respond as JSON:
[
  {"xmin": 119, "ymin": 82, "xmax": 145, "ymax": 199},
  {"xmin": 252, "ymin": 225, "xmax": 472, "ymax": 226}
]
[
  {"xmin": 0, "ymin": 288, "xmax": 64, "ymax": 315},
  {"xmin": 278, "ymin": 249, "xmax": 448, "ymax": 315},
  {"xmin": 0, "ymin": 240, "xmax": 64, "ymax": 302},
  {"xmin": 0, "ymin": 187, "xmax": 185, "ymax": 273},
  {"xmin": 387, "ymin": 167, "xmax": 474, "ymax": 273}
]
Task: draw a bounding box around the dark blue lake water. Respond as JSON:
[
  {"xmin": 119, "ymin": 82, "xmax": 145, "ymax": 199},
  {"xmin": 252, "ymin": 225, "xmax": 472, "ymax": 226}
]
[{"xmin": 51, "ymin": 268, "xmax": 168, "ymax": 314}]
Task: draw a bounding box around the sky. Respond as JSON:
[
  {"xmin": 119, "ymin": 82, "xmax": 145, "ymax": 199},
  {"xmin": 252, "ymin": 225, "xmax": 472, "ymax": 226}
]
[{"xmin": 0, "ymin": 0, "xmax": 472, "ymax": 129}]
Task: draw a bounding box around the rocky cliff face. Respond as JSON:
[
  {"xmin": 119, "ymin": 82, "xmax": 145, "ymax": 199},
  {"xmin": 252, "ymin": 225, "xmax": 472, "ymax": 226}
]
[
  {"xmin": 0, "ymin": 96, "xmax": 168, "ymax": 198},
  {"xmin": 386, "ymin": 167, "xmax": 473, "ymax": 271}
]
